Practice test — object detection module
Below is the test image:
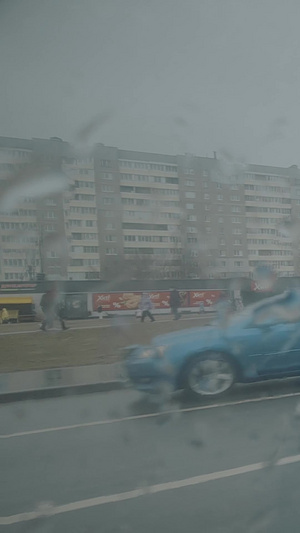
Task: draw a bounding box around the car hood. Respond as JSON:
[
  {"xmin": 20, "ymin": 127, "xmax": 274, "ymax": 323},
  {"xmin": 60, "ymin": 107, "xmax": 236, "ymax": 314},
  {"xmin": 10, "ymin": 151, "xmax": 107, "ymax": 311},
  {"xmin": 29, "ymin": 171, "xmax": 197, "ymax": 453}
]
[{"xmin": 152, "ymin": 326, "xmax": 220, "ymax": 347}]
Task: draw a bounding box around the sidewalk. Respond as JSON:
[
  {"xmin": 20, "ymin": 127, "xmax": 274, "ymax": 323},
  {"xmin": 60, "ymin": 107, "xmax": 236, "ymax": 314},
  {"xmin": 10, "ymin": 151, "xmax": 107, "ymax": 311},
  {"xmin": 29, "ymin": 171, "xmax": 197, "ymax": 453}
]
[{"xmin": 0, "ymin": 362, "xmax": 126, "ymax": 403}]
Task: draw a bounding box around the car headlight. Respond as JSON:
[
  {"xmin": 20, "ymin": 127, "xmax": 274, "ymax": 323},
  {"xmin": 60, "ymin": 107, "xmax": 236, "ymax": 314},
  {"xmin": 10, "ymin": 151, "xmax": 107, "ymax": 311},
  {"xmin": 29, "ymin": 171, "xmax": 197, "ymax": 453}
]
[{"xmin": 140, "ymin": 346, "xmax": 167, "ymax": 359}]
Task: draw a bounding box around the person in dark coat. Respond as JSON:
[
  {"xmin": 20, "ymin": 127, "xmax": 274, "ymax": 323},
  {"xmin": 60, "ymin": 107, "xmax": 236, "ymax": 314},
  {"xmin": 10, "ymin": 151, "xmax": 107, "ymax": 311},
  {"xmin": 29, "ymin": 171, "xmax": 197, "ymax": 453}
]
[
  {"xmin": 40, "ymin": 289, "xmax": 56, "ymax": 330},
  {"xmin": 40, "ymin": 290, "xmax": 68, "ymax": 331},
  {"xmin": 169, "ymin": 288, "xmax": 181, "ymax": 320}
]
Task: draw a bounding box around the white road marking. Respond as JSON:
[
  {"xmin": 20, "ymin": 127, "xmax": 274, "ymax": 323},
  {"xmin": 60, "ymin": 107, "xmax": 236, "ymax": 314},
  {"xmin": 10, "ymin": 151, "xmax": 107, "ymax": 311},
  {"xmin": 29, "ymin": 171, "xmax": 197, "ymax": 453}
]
[
  {"xmin": 2, "ymin": 390, "xmax": 300, "ymax": 440},
  {"xmin": 0, "ymin": 315, "xmax": 211, "ymax": 336},
  {"xmin": 1, "ymin": 454, "xmax": 300, "ymax": 525}
]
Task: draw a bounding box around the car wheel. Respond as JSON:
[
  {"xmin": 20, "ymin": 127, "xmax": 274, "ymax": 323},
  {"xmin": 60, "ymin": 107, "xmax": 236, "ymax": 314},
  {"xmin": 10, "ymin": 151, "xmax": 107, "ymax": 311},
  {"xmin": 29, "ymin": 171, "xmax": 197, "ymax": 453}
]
[{"xmin": 184, "ymin": 352, "xmax": 235, "ymax": 398}]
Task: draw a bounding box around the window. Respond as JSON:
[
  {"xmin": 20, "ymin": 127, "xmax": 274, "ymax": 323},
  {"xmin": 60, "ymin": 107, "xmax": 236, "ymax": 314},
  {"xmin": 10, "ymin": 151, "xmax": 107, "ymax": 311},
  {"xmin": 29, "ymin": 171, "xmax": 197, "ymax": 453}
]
[
  {"xmin": 187, "ymin": 227, "xmax": 197, "ymax": 233},
  {"xmin": 205, "ymin": 216, "xmax": 210, "ymax": 222},
  {"xmin": 75, "ymin": 180, "xmax": 94, "ymax": 188},
  {"xmin": 79, "ymin": 169, "xmax": 90, "ymax": 176},
  {"xmin": 103, "ymin": 197, "xmax": 114, "ymax": 205},
  {"xmin": 185, "ymin": 192, "xmax": 195, "ymax": 198},
  {"xmin": 232, "ymin": 217, "xmax": 240, "ymax": 223},
  {"xmin": 71, "ymin": 246, "xmax": 84, "ymax": 253},
  {"xmin": 69, "ymin": 220, "xmax": 82, "ymax": 227},
  {"xmin": 84, "ymin": 246, "xmax": 98, "ymax": 253},
  {"xmin": 100, "ymin": 159, "xmax": 112, "ymax": 167},
  {"xmin": 83, "ymin": 258, "xmax": 99, "ymax": 266},
  {"xmin": 217, "ymin": 194, "xmax": 223, "ymax": 201},
  {"xmin": 219, "ymin": 250, "xmax": 226, "ymax": 256},
  {"xmin": 186, "ymin": 214, "xmax": 197, "ymax": 221},
  {"xmin": 185, "ymin": 179, "xmax": 195, "ymax": 187},
  {"xmin": 46, "ymin": 251, "xmax": 59, "ymax": 258},
  {"xmin": 186, "ymin": 203, "xmax": 194, "ymax": 209},
  {"xmin": 45, "ymin": 199, "xmax": 57, "ymax": 206},
  {"xmin": 187, "ymin": 237, "xmax": 197, "ymax": 243},
  {"xmin": 105, "ymin": 223, "xmax": 115, "ymax": 230},
  {"xmin": 44, "ymin": 224, "xmax": 56, "ymax": 232},
  {"xmin": 234, "ymin": 250, "xmax": 243, "ymax": 256},
  {"xmin": 44, "ymin": 211, "xmax": 56, "ymax": 219},
  {"xmin": 121, "ymin": 198, "xmax": 135, "ymax": 205},
  {"xmin": 102, "ymin": 185, "xmax": 114, "ymax": 192},
  {"xmin": 69, "ymin": 206, "xmax": 96, "ymax": 214},
  {"xmin": 203, "ymin": 171, "xmax": 209, "ymax": 178},
  {"xmin": 104, "ymin": 210, "xmax": 114, "ymax": 217},
  {"xmin": 74, "ymin": 194, "xmax": 95, "ymax": 201},
  {"xmin": 234, "ymin": 239, "xmax": 242, "ymax": 245},
  {"xmin": 220, "ymin": 238, "xmax": 225, "ymax": 245},
  {"xmin": 105, "ymin": 235, "xmax": 116, "ymax": 242},
  {"xmin": 206, "ymin": 227, "xmax": 211, "ymax": 233},
  {"xmin": 234, "ymin": 261, "xmax": 243, "ymax": 267},
  {"xmin": 103, "ymin": 173, "xmax": 113, "ymax": 180},
  {"xmin": 205, "ymin": 205, "xmax": 210, "ymax": 211},
  {"xmin": 204, "ymin": 193, "xmax": 210, "ymax": 200},
  {"xmin": 232, "ymin": 206, "xmax": 241, "ymax": 213},
  {"xmin": 231, "ymin": 195, "xmax": 240, "ymax": 201},
  {"xmin": 218, "ymin": 217, "xmax": 224, "ymax": 223},
  {"xmin": 218, "ymin": 205, "xmax": 223, "ymax": 212},
  {"xmin": 85, "ymin": 220, "xmax": 95, "ymax": 227},
  {"xmin": 233, "ymin": 228, "xmax": 242, "ymax": 234},
  {"xmin": 216, "ymin": 183, "xmax": 222, "ymax": 189}
]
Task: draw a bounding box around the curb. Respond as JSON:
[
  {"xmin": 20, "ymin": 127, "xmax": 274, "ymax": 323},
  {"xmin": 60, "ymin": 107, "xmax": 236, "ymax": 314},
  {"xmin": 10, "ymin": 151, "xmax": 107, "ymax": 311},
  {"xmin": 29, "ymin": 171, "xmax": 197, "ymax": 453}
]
[
  {"xmin": 0, "ymin": 379, "xmax": 126, "ymax": 404},
  {"xmin": 0, "ymin": 361, "xmax": 127, "ymax": 404}
]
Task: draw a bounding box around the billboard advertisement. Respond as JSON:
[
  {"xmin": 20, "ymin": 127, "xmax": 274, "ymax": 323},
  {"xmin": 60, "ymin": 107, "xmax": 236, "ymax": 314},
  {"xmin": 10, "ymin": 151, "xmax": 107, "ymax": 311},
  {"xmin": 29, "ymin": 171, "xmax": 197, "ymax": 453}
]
[
  {"xmin": 188, "ymin": 290, "xmax": 224, "ymax": 308},
  {"xmin": 93, "ymin": 290, "xmax": 205, "ymax": 311},
  {"xmin": 93, "ymin": 292, "xmax": 142, "ymax": 312}
]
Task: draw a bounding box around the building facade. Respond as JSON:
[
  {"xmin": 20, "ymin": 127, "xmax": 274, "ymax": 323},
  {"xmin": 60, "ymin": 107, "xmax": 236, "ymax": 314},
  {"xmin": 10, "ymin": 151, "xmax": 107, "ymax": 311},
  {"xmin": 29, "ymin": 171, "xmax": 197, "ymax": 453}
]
[{"xmin": 0, "ymin": 136, "xmax": 300, "ymax": 281}]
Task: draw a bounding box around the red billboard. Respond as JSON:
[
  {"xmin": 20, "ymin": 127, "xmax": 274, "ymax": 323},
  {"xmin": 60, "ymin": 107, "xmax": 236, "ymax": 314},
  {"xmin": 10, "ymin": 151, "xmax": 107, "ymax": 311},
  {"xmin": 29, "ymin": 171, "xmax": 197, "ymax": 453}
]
[
  {"xmin": 188, "ymin": 290, "xmax": 224, "ymax": 308},
  {"xmin": 93, "ymin": 292, "xmax": 141, "ymax": 311},
  {"xmin": 93, "ymin": 291, "xmax": 173, "ymax": 311},
  {"xmin": 94, "ymin": 290, "xmax": 211, "ymax": 311}
]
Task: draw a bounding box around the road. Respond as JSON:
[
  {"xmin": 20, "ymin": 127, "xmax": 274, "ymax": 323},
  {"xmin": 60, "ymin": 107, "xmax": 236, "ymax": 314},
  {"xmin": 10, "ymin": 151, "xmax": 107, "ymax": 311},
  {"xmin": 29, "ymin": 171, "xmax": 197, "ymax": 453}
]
[{"xmin": 2, "ymin": 382, "xmax": 300, "ymax": 532}]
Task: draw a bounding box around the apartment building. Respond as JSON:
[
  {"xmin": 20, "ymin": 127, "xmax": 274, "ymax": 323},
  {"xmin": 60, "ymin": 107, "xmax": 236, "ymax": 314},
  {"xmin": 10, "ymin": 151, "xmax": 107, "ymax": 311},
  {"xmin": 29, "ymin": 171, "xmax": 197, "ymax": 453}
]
[
  {"xmin": 1, "ymin": 136, "xmax": 300, "ymax": 281},
  {"xmin": 93, "ymin": 146, "xmax": 251, "ymax": 279},
  {"xmin": 62, "ymin": 156, "xmax": 100, "ymax": 280},
  {"xmin": 0, "ymin": 136, "xmax": 101, "ymax": 281},
  {"xmin": 244, "ymin": 166, "xmax": 295, "ymax": 277}
]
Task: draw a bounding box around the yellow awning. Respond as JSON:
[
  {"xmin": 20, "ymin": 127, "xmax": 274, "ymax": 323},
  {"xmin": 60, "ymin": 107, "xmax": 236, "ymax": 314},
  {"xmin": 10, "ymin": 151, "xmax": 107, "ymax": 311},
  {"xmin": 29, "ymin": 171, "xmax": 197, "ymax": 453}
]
[{"xmin": 0, "ymin": 297, "xmax": 33, "ymax": 305}]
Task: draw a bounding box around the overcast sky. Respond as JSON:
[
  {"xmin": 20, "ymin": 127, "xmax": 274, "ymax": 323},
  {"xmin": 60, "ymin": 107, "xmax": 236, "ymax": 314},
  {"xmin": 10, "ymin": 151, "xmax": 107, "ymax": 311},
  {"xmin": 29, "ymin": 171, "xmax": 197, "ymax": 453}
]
[{"xmin": 1, "ymin": 0, "xmax": 300, "ymax": 167}]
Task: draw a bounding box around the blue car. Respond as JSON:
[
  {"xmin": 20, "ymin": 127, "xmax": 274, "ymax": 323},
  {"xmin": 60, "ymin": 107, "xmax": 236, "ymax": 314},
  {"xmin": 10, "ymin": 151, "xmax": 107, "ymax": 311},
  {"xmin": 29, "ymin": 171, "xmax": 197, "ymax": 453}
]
[{"xmin": 125, "ymin": 290, "xmax": 300, "ymax": 399}]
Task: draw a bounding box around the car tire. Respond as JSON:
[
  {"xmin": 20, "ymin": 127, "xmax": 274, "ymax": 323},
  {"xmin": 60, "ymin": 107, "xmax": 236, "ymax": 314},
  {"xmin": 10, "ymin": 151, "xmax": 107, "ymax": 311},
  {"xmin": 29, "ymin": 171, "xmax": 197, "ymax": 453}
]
[{"xmin": 183, "ymin": 352, "xmax": 236, "ymax": 399}]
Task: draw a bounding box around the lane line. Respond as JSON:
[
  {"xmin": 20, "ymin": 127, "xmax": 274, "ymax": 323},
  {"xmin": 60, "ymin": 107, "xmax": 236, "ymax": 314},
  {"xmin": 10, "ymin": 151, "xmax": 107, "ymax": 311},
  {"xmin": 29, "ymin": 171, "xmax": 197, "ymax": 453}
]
[
  {"xmin": 2, "ymin": 454, "xmax": 300, "ymax": 525},
  {"xmin": 2, "ymin": 390, "xmax": 300, "ymax": 440},
  {"xmin": 0, "ymin": 315, "xmax": 210, "ymax": 336}
]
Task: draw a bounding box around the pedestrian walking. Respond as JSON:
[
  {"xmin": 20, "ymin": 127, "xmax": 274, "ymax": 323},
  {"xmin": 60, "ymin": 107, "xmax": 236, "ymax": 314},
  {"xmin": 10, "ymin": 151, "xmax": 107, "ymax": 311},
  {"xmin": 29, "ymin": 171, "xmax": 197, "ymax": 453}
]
[
  {"xmin": 1, "ymin": 307, "xmax": 9, "ymax": 324},
  {"xmin": 40, "ymin": 289, "xmax": 68, "ymax": 331},
  {"xmin": 215, "ymin": 292, "xmax": 231, "ymax": 328},
  {"xmin": 169, "ymin": 288, "xmax": 181, "ymax": 320},
  {"xmin": 55, "ymin": 299, "xmax": 69, "ymax": 330},
  {"xmin": 139, "ymin": 292, "xmax": 155, "ymax": 322},
  {"xmin": 40, "ymin": 289, "xmax": 55, "ymax": 330}
]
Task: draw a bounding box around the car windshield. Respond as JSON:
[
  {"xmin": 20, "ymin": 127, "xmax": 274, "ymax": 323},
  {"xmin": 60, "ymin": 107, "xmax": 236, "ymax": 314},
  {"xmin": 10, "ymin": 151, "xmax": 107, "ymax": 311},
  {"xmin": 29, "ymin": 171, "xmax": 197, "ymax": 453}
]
[{"xmin": 3, "ymin": 2, "xmax": 300, "ymax": 532}]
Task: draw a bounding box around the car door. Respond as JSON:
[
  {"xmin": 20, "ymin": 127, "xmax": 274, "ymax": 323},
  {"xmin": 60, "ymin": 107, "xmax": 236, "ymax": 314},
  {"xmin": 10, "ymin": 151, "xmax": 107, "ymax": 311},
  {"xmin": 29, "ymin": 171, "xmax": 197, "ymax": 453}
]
[{"xmin": 254, "ymin": 321, "xmax": 300, "ymax": 376}]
